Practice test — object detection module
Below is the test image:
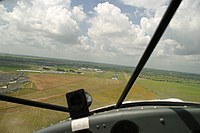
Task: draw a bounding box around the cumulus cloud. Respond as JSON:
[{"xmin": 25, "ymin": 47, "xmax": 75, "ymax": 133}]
[
  {"xmin": 121, "ymin": 0, "xmax": 167, "ymax": 9},
  {"xmin": 87, "ymin": 2, "xmax": 150, "ymax": 58},
  {"xmin": 139, "ymin": 0, "xmax": 200, "ymax": 60},
  {"xmin": 0, "ymin": 0, "xmax": 86, "ymax": 49},
  {"xmin": 0, "ymin": 0, "xmax": 199, "ymax": 73},
  {"xmin": 118, "ymin": 0, "xmax": 200, "ymax": 73},
  {"xmin": 122, "ymin": 0, "xmax": 200, "ymax": 58},
  {"xmin": 78, "ymin": 35, "xmax": 94, "ymax": 51},
  {"xmin": 169, "ymin": 1, "xmax": 200, "ymax": 56}
]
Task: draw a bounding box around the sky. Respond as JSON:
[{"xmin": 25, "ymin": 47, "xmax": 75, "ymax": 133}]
[{"xmin": 0, "ymin": 0, "xmax": 199, "ymax": 74}]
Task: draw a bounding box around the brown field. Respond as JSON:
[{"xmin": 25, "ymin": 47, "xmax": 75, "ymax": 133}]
[
  {"xmin": 0, "ymin": 71, "xmax": 157, "ymax": 133},
  {"xmin": 122, "ymin": 73, "xmax": 156, "ymax": 100},
  {"xmin": 29, "ymin": 73, "xmax": 89, "ymax": 90}
]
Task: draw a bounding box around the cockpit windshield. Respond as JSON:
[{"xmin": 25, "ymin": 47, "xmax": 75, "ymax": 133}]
[{"xmin": 0, "ymin": 0, "xmax": 199, "ymax": 132}]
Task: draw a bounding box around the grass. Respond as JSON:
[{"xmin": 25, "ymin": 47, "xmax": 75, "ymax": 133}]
[
  {"xmin": 137, "ymin": 79, "xmax": 200, "ymax": 102},
  {"xmin": 0, "ymin": 71, "xmax": 128, "ymax": 132},
  {"xmin": 0, "ymin": 70, "xmax": 199, "ymax": 133},
  {"xmin": 0, "ymin": 107, "xmax": 66, "ymax": 133},
  {"xmin": 0, "ymin": 67, "xmax": 18, "ymax": 72}
]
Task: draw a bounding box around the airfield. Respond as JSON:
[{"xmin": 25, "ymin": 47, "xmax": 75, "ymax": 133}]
[{"xmin": 0, "ymin": 54, "xmax": 200, "ymax": 133}]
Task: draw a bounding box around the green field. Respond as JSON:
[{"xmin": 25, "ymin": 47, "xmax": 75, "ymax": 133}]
[
  {"xmin": 0, "ymin": 71, "xmax": 199, "ymax": 133},
  {"xmin": 0, "ymin": 67, "xmax": 18, "ymax": 72},
  {"xmin": 137, "ymin": 79, "xmax": 200, "ymax": 102},
  {"xmin": 0, "ymin": 54, "xmax": 200, "ymax": 133}
]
